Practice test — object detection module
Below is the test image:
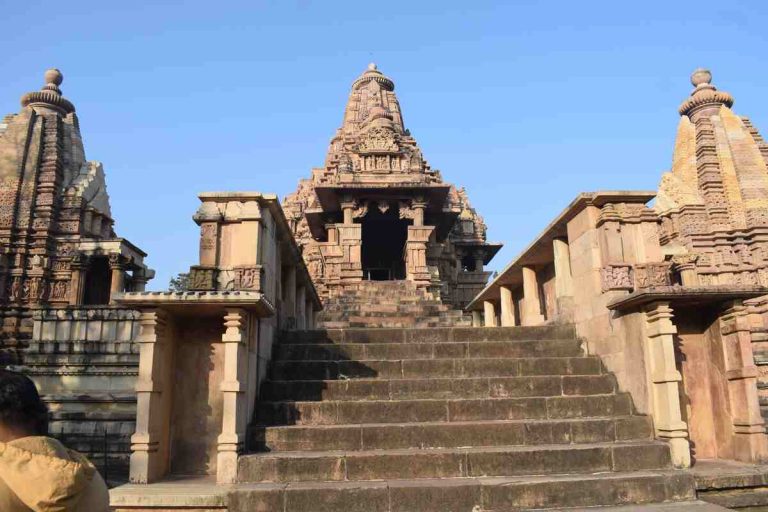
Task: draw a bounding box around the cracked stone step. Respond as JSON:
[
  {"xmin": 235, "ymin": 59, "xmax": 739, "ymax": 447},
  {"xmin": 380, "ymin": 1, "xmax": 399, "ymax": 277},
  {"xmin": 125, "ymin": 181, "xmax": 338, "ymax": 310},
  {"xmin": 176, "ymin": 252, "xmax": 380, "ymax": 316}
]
[
  {"xmin": 260, "ymin": 374, "xmax": 617, "ymax": 402},
  {"xmin": 272, "ymin": 339, "xmax": 583, "ymax": 361},
  {"xmin": 226, "ymin": 471, "xmax": 696, "ymax": 511},
  {"xmin": 255, "ymin": 393, "xmax": 633, "ymax": 426},
  {"xmin": 250, "ymin": 416, "xmax": 653, "ymax": 452},
  {"xmin": 237, "ymin": 441, "xmax": 673, "ymax": 483},
  {"xmin": 268, "ymin": 356, "xmax": 604, "ymax": 381},
  {"xmin": 278, "ymin": 325, "xmax": 577, "ymax": 344}
]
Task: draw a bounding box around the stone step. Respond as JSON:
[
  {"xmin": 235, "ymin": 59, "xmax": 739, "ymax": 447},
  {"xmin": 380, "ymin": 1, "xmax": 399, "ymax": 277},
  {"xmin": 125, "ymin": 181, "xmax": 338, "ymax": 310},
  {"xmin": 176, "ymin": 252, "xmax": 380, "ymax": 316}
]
[
  {"xmin": 278, "ymin": 325, "xmax": 577, "ymax": 345},
  {"xmin": 237, "ymin": 441, "xmax": 672, "ymax": 483},
  {"xmin": 250, "ymin": 416, "xmax": 653, "ymax": 452},
  {"xmin": 268, "ymin": 356, "xmax": 603, "ymax": 381},
  {"xmin": 260, "ymin": 374, "xmax": 616, "ymax": 402},
  {"xmin": 227, "ymin": 471, "xmax": 695, "ymax": 511},
  {"xmin": 272, "ymin": 339, "xmax": 583, "ymax": 361},
  {"xmin": 255, "ymin": 393, "xmax": 632, "ymax": 426}
]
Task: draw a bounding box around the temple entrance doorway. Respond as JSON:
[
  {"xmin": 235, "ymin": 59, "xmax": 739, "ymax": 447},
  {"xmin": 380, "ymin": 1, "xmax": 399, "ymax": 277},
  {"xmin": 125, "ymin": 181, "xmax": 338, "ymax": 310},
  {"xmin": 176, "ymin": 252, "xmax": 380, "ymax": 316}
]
[{"xmin": 360, "ymin": 205, "xmax": 408, "ymax": 281}]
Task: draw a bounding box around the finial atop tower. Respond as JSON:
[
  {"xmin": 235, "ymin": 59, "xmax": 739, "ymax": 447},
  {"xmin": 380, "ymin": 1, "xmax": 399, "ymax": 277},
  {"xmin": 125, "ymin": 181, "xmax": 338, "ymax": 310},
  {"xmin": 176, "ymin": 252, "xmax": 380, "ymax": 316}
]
[
  {"xmin": 690, "ymin": 68, "xmax": 712, "ymax": 88},
  {"xmin": 353, "ymin": 62, "xmax": 394, "ymax": 91},
  {"xmin": 20, "ymin": 68, "xmax": 75, "ymax": 114},
  {"xmin": 678, "ymin": 67, "xmax": 733, "ymax": 118}
]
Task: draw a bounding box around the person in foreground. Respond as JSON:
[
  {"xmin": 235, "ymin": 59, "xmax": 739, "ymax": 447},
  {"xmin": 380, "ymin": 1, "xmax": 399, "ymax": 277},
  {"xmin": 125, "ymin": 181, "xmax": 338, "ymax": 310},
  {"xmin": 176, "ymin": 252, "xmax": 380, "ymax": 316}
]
[{"xmin": 0, "ymin": 369, "xmax": 109, "ymax": 511}]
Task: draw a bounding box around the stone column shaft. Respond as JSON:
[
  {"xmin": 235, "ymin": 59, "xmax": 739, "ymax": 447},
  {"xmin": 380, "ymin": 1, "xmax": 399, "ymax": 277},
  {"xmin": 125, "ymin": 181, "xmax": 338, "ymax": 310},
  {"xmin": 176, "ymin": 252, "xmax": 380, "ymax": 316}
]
[
  {"xmin": 500, "ymin": 285, "xmax": 516, "ymax": 327},
  {"xmin": 553, "ymin": 238, "xmax": 574, "ymax": 298},
  {"xmin": 719, "ymin": 302, "xmax": 768, "ymax": 462},
  {"xmin": 483, "ymin": 300, "xmax": 497, "ymax": 327},
  {"xmin": 522, "ymin": 266, "xmax": 545, "ymax": 326},
  {"xmin": 644, "ymin": 302, "xmax": 691, "ymax": 467},
  {"xmin": 283, "ymin": 266, "xmax": 296, "ymax": 329},
  {"xmin": 130, "ymin": 309, "xmax": 172, "ymax": 483},
  {"xmin": 109, "ymin": 255, "xmax": 125, "ymax": 304},
  {"xmin": 217, "ymin": 308, "xmax": 248, "ymax": 483}
]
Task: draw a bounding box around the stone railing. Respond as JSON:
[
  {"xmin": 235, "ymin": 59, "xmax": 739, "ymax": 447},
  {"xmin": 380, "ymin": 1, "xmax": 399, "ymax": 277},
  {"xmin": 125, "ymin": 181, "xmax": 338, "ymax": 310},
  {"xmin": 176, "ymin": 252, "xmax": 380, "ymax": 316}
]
[
  {"xmin": 466, "ymin": 191, "xmax": 768, "ymax": 466},
  {"xmin": 116, "ymin": 192, "xmax": 322, "ymax": 485},
  {"xmin": 24, "ymin": 306, "xmax": 140, "ymax": 483}
]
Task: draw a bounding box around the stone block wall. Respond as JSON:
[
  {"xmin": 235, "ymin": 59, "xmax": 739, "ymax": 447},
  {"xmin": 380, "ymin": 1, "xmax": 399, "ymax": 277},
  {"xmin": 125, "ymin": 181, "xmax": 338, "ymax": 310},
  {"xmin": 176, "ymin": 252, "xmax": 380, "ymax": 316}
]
[{"xmin": 24, "ymin": 306, "xmax": 140, "ymax": 484}]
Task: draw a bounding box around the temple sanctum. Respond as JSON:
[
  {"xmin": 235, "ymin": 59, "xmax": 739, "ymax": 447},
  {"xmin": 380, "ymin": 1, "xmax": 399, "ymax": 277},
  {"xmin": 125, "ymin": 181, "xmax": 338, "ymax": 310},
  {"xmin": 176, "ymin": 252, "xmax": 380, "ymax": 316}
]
[{"xmin": 282, "ymin": 64, "xmax": 500, "ymax": 307}]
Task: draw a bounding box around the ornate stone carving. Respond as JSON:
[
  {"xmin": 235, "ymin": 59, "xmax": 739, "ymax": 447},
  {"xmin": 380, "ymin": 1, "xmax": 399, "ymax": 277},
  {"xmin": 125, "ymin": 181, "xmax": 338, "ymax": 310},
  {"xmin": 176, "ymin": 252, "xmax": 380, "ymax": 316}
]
[
  {"xmin": 51, "ymin": 280, "xmax": 69, "ymax": 300},
  {"xmin": 601, "ymin": 264, "xmax": 634, "ymax": 292},
  {"xmin": 358, "ymin": 126, "xmax": 398, "ymax": 153},
  {"xmin": 200, "ymin": 223, "xmax": 217, "ymax": 250},
  {"xmin": 399, "ymin": 201, "xmax": 415, "ymax": 220},
  {"xmin": 233, "ymin": 266, "xmax": 262, "ymax": 291},
  {"xmin": 634, "ymin": 263, "xmax": 673, "ymax": 289},
  {"xmin": 188, "ymin": 266, "xmax": 217, "ymax": 291}
]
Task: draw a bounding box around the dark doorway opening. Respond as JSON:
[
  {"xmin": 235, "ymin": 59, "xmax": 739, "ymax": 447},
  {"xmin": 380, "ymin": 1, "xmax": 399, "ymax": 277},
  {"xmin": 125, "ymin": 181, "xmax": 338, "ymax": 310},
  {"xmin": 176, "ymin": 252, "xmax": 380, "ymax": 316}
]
[
  {"xmin": 83, "ymin": 256, "xmax": 111, "ymax": 305},
  {"xmin": 361, "ymin": 205, "xmax": 408, "ymax": 281}
]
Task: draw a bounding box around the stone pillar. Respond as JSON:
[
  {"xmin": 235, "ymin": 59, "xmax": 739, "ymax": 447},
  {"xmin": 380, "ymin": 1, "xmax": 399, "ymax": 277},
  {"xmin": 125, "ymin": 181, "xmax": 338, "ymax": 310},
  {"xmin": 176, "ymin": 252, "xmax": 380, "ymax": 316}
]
[
  {"xmin": 500, "ymin": 285, "xmax": 516, "ymax": 327},
  {"xmin": 553, "ymin": 238, "xmax": 574, "ymax": 298},
  {"xmin": 522, "ymin": 266, "xmax": 545, "ymax": 326},
  {"xmin": 719, "ymin": 301, "xmax": 768, "ymax": 462},
  {"xmin": 405, "ymin": 226, "xmax": 434, "ymax": 285},
  {"xmin": 340, "ymin": 198, "xmax": 355, "ymax": 225},
  {"xmin": 130, "ymin": 309, "xmax": 172, "ymax": 483},
  {"xmin": 672, "ymin": 254, "xmax": 699, "ymax": 286},
  {"xmin": 217, "ymin": 309, "xmax": 249, "ymax": 483},
  {"xmin": 283, "ymin": 265, "xmax": 296, "ymax": 329},
  {"xmin": 133, "ymin": 271, "xmax": 149, "ymax": 292},
  {"xmin": 68, "ymin": 254, "xmax": 86, "ymax": 306},
  {"xmin": 472, "ymin": 310, "xmax": 483, "ymax": 327},
  {"xmin": 296, "ymin": 285, "xmax": 307, "ymax": 330},
  {"xmin": 474, "ymin": 250, "xmax": 485, "ymax": 273},
  {"xmin": 483, "ymin": 300, "xmax": 497, "ymax": 327},
  {"xmin": 109, "ymin": 254, "xmax": 126, "ymax": 304},
  {"xmin": 412, "ymin": 197, "xmax": 427, "ymax": 227},
  {"xmin": 305, "ymin": 298, "xmax": 314, "ymax": 329},
  {"xmin": 644, "ymin": 302, "xmax": 691, "ymax": 467}
]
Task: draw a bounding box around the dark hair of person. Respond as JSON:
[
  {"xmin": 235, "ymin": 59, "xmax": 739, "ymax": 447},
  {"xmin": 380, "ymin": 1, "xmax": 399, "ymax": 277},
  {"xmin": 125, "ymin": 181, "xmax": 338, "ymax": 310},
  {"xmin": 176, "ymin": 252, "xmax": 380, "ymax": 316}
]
[{"xmin": 0, "ymin": 369, "xmax": 48, "ymax": 435}]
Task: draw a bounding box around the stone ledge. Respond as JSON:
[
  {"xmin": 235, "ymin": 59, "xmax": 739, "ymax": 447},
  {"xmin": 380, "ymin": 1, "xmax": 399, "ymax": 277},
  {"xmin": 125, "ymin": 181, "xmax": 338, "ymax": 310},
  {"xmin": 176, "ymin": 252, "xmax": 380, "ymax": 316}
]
[
  {"xmin": 110, "ymin": 477, "xmax": 228, "ymax": 508},
  {"xmin": 607, "ymin": 285, "xmax": 768, "ymax": 311}
]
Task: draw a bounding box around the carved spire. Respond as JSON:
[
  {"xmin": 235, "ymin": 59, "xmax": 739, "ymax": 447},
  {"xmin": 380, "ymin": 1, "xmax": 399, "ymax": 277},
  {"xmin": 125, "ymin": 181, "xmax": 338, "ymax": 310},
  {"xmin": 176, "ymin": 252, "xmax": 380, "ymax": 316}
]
[
  {"xmin": 678, "ymin": 68, "xmax": 733, "ymax": 119},
  {"xmin": 20, "ymin": 68, "xmax": 75, "ymax": 114},
  {"xmin": 341, "ymin": 64, "xmax": 404, "ymax": 135}
]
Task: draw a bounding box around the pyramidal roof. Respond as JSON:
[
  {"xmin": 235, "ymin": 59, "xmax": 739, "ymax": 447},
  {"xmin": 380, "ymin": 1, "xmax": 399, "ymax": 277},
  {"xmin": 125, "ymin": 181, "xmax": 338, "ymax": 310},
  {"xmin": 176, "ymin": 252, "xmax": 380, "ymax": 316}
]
[{"xmin": 656, "ymin": 68, "xmax": 768, "ymax": 230}]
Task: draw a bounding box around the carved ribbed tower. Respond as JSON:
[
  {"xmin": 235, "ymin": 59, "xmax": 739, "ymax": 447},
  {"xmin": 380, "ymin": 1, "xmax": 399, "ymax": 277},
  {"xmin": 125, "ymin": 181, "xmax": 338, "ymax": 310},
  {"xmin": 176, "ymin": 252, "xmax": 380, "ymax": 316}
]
[
  {"xmin": 283, "ymin": 64, "xmax": 500, "ymax": 307},
  {"xmin": 656, "ymin": 68, "xmax": 768, "ymax": 286},
  {"xmin": 0, "ymin": 70, "xmax": 153, "ymax": 362}
]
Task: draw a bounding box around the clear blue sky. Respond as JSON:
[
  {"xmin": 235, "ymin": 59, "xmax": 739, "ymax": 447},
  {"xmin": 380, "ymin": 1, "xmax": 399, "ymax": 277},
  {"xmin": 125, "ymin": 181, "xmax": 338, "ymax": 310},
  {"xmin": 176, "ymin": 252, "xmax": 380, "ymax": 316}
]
[{"xmin": 1, "ymin": 1, "xmax": 766, "ymax": 288}]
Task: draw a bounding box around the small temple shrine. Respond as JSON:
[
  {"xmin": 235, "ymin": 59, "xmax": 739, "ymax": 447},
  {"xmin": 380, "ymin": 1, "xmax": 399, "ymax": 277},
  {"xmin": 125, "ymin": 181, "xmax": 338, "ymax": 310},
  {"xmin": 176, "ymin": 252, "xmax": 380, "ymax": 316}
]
[{"xmin": 282, "ymin": 64, "xmax": 500, "ymax": 307}]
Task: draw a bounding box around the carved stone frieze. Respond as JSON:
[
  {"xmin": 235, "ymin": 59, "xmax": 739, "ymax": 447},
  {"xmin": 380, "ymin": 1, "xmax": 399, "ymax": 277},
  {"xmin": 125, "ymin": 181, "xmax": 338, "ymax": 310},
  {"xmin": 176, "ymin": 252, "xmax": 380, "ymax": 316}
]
[
  {"xmin": 233, "ymin": 265, "xmax": 262, "ymax": 291},
  {"xmin": 188, "ymin": 266, "xmax": 217, "ymax": 291},
  {"xmin": 601, "ymin": 264, "xmax": 634, "ymax": 292},
  {"xmin": 634, "ymin": 262, "xmax": 673, "ymax": 289}
]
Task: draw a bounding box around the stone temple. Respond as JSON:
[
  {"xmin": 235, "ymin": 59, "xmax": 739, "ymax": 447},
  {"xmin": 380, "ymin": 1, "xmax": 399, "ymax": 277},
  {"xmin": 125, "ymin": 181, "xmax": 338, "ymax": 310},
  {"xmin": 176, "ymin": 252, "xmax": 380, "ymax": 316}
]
[
  {"xmin": 7, "ymin": 66, "xmax": 768, "ymax": 510},
  {"xmin": 282, "ymin": 64, "xmax": 499, "ymax": 311}
]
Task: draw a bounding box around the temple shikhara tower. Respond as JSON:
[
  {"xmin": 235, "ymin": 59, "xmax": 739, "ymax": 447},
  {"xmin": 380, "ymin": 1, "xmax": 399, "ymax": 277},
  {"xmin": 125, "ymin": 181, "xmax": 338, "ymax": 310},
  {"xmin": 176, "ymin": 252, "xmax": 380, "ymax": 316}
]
[
  {"xmin": 282, "ymin": 64, "xmax": 499, "ymax": 308},
  {"xmin": 0, "ymin": 69, "xmax": 153, "ymax": 363},
  {"xmin": 656, "ymin": 68, "xmax": 768, "ymax": 286}
]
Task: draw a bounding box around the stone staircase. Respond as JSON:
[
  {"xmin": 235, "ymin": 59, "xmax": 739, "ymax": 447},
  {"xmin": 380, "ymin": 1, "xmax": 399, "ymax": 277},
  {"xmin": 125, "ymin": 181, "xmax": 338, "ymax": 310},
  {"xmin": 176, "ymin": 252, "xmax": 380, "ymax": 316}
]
[
  {"xmin": 317, "ymin": 280, "xmax": 472, "ymax": 328},
  {"xmin": 235, "ymin": 325, "xmax": 698, "ymax": 511}
]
